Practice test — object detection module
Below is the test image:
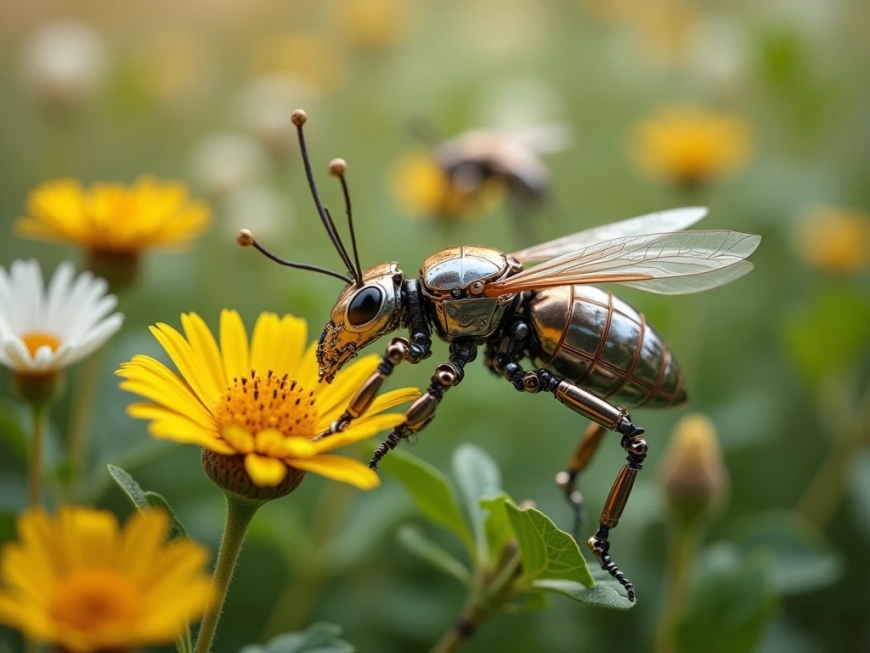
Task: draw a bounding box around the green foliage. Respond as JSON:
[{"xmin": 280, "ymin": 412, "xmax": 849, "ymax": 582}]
[
  {"xmin": 396, "ymin": 525, "xmax": 472, "ymax": 585},
  {"xmin": 0, "ymin": 402, "xmax": 27, "ymax": 459},
  {"xmin": 452, "ymin": 443, "xmax": 502, "ymax": 562},
  {"xmin": 676, "ymin": 545, "xmax": 777, "ymax": 653},
  {"xmin": 106, "ymin": 464, "xmax": 187, "ymax": 540},
  {"xmin": 239, "ymin": 623, "xmax": 354, "ymax": 653},
  {"xmin": 378, "ymin": 448, "xmax": 475, "ymax": 557}
]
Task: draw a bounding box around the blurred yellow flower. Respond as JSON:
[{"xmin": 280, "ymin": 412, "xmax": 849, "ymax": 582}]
[
  {"xmin": 18, "ymin": 177, "xmax": 211, "ymax": 280},
  {"xmin": 117, "ymin": 311, "xmax": 418, "ymax": 492},
  {"xmin": 0, "ymin": 507, "xmax": 213, "ymax": 652},
  {"xmin": 631, "ymin": 105, "xmax": 753, "ymax": 188},
  {"xmin": 250, "ymin": 32, "xmax": 345, "ymax": 95},
  {"xmin": 329, "ymin": 0, "xmax": 415, "ymax": 52},
  {"xmin": 660, "ymin": 414, "xmax": 728, "ymax": 524},
  {"xmin": 794, "ymin": 206, "xmax": 870, "ymax": 273},
  {"xmin": 389, "ymin": 151, "xmax": 505, "ymax": 222}
]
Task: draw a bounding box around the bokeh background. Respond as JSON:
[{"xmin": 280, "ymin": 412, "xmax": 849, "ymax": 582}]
[{"xmin": 1, "ymin": 0, "xmax": 869, "ymax": 651}]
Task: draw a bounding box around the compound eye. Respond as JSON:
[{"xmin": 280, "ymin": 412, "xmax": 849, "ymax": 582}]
[{"xmin": 347, "ymin": 286, "xmax": 383, "ymax": 326}]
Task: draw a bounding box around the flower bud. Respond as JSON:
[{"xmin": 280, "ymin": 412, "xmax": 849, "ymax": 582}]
[
  {"xmin": 201, "ymin": 449, "xmax": 306, "ymax": 502},
  {"xmin": 660, "ymin": 414, "xmax": 728, "ymax": 524}
]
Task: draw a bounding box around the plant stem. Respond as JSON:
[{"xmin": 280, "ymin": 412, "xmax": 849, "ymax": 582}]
[
  {"xmin": 430, "ymin": 603, "xmax": 488, "ymax": 653},
  {"xmin": 655, "ymin": 521, "xmax": 700, "ymax": 653},
  {"xmin": 194, "ymin": 494, "xmax": 261, "ymax": 653},
  {"xmin": 796, "ymin": 385, "xmax": 870, "ymax": 528},
  {"xmin": 66, "ymin": 347, "xmax": 106, "ymax": 501},
  {"xmin": 28, "ymin": 404, "xmax": 47, "ymax": 507}
]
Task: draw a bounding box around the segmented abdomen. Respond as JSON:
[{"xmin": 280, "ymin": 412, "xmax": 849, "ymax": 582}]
[{"xmin": 526, "ymin": 285, "xmax": 687, "ymax": 409}]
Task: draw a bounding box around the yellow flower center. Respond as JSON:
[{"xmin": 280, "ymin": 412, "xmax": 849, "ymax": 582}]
[
  {"xmin": 213, "ymin": 370, "xmax": 320, "ymax": 439},
  {"xmin": 49, "ymin": 567, "xmax": 144, "ymax": 631},
  {"xmin": 21, "ymin": 332, "xmax": 62, "ymax": 357}
]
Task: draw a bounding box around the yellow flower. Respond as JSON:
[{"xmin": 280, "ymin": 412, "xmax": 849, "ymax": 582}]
[
  {"xmin": 389, "ymin": 151, "xmax": 505, "ymax": 222},
  {"xmin": 328, "ymin": 0, "xmax": 416, "ymax": 52},
  {"xmin": 117, "ymin": 310, "xmax": 419, "ymax": 492},
  {"xmin": 0, "ymin": 507, "xmax": 213, "ymax": 652},
  {"xmin": 794, "ymin": 205, "xmax": 870, "ymax": 273},
  {"xmin": 18, "ymin": 177, "xmax": 211, "ymax": 283},
  {"xmin": 631, "ymin": 105, "xmax": 753, "ymax": 188}
]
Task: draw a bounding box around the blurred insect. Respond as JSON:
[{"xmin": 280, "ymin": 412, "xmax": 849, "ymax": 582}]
[
  {"xmin": 400, "ymin": 120, "xmax": 572, "ymax": 242},
  {"xmin": 238, "ymin": 110, "xmax": 760, "ymax": 602}
]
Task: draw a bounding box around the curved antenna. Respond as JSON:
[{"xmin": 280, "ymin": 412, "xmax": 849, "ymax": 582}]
[
  {"xmin": 291, "ymin": 110, "xmax": 360, "ymax": 285},
  {"xmin": 236, "ymin": 229, "xmax": 353, "ymax": 285},
  {"xmin": 328, "ymin": 158, "xmax": 363, "ymax": 282}
]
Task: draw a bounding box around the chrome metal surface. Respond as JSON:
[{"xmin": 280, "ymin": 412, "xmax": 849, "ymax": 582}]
[
  {"xmin": 318, "ymin": 262, "xmax": 403, "ymax": 382},
  {"xmin": 528, "ymin": 285, "xmax": 687, "ymax": 408},
  {"xmin": 420, "ymin": 245, "xmax": 519, "ymax": 340}
]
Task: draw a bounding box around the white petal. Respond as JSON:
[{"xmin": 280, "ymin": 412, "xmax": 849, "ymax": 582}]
[
  {"xmin": 44, "ymin": 261, "xmax": 76, "ymax": 327},
  {"xmin": 64, "ymin": 313, "xmax": 124, "ymax": 365},
  {"xmin": 11, "ymin": 260, "xmax": 44, "ymax": 333},
  {"xmin": 31, "ymin": 345, "xmax": 56, "ymax": 372},
  {"xmin": 66, "ymin": 293, "xmax": 117, "ymax": 341},
  {"xmin": 3, "ymin": 338, "xmax": 35, "ymax": 372}
]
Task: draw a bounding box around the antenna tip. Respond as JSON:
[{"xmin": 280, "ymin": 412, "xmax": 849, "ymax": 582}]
[
  {"xmin": 291, "ymin": 109, "xmax": 308, "ymax": 126},
  {"xmin": 328, "ymin": 158, "xmax": 347, "ymax": 176},
  {"xmin": 236, "ymin": 229, "xmax": 255, "ymax": 247}
]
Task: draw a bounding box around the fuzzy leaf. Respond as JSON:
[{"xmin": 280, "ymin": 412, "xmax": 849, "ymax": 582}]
[
  {"xmin": 107, "ymin": 464, "xmax": 188, "ymax": 541},
  {"xmin": 239, "ymin": 623, "xmax": 355, "ymax": 653},
  {"xmin": 397, "ymin": 525, "xmax": 472, "ymax": 584},
  {"xmin": 533, "ymin": 567, "xmax": 634, "ymax": 610},
  {"xmin": 480, "ymin": 495, "xmax": 514, "ymax": 562},
  {"xmin": 452, "ymin": 444, "xmax": 502, "ymax": 562},
  {"xmin": 380, "ymin": 449, "xmax": 475, "ymax": 556},
  {"xmin": 505, "ymin": 500, "xmax": 594, "ymax": 587},
  {"xmin": 675, "ymin": 544, "xmax": 777, "ymax": 653}
]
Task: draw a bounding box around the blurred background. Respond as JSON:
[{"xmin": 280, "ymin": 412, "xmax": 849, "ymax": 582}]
[{"xmin": 1, "ymin": 0, "xmax": 869, "ymax": 651}]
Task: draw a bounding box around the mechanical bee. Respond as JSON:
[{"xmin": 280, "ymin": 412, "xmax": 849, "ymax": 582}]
[{"xmin": 238, "ymin": 109, "xmax": 760, "ymax": 601}]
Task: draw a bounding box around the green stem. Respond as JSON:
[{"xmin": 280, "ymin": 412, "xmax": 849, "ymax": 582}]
[
  {"xmin": 429, "ymin": 602, "xmax": 488, "ymax": 653},
  {"xmin": 655, "ymin": 521, "xmax": 700, "ymax": 653},
  {"xmin": 29, "ymin": 404, "xmax": 47, "ymax": 507},
  {"xmin": 66, "ymin": 348, "xmax": 106, "ymax": 501},
  {"xmin": 194, "ymin": 494, "xmax": 262, "ymax": 653}
]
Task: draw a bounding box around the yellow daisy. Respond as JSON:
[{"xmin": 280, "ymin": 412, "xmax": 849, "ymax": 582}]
[
  {"xmin": 0, "ymin": 507, "xmax": 213, "ymax": 652},
  {"xmin": 631, "ymin": 105, "xmax": 753, "ymax": 188},
  {"xmin": 117, "ymin": 310, "xmax": 418, "ymax": 492},
  {"xmin": 18, "ymin": 176, "xmax": 210, "ymax": 260}
]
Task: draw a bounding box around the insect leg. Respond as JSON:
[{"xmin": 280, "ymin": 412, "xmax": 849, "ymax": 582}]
[
  {"xmin": 555, "ymin": 422, "xmax": 608, "ymax": 539},
  {"xmin": 369, "ymin": 340, "xmax": 477, "ymax": 469},
  {"xmin": 497, "ymin": 363, "xmax": 645, "ymax": 602}
]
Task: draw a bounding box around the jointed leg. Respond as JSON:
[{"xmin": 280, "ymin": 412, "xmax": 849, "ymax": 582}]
[
  {"xmin": 555, "ymin": 422, "xmax": 607, "ymax": 538},
  {"xmin": 369, "ymin": 340, "xmax": 477, "ymax": 469}
]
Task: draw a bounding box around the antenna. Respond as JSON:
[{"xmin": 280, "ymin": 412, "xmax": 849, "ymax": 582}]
[
  {"xmin": 328, "ymin": 158, "xmax": 363, "ymax": 283},
  {"xmin": 291, "ymin": 110, "xmax": 360, "ymax": 285},
  {"xmin": 236, "ymin": 229, "xmax": 353, "ymax": 284}
]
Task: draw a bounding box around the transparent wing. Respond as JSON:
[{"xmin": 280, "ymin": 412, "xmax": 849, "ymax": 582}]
[
  {"xmin": 621, "ymin": 260, "xmax": 754, "ymax": 295},
  {"xmin": 486, "ymin": 230, "xmax": 760, "ymax": 296},
  {"xmin": 510, "ymin": 207, "xmax": 709, "ymax": 263}
]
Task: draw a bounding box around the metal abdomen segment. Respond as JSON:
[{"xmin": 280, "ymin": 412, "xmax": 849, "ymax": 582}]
[{"xmin": 527, "ymin": 286, "xmax": 686, "ymax": 408}]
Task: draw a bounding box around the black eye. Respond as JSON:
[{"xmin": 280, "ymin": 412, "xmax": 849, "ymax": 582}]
[{"xmin": 347, "ymin": 286, "xmax": 383, "ymax": 326}]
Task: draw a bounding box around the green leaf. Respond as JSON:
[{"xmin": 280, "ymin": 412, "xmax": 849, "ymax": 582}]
[
  {"xmin": 675, "ymin": 544, "xmax": 777, "ymax": 653},
  {"xmin": 782, "ymin": 290, "xmax": 870, "ymax": 385},
  {"xmin": 480, "ymin": 495, "xmax": 514, "ymax": 562},
  {"xmin": 533, "ymin": 567, "xmax": 635, "ymax": 610},
  {"xmin": 144, "ymin": 491, "xmax": 188, "ymax": 540},
  {"xmin": 730, "ymin": 510, "xmax": 843, "ymax": 595},
  {"xmin": 504, "ymin": 500, "xmax": 594, "ymax": 587},
  {"xmin": 379, "ymin": 449, "xmax": 475, "ymax": 556},
  {"xmin": 107, "ymin": 464, "xmax": 149, "ymax": 511},
  {"xmin": 0, "ymin": 402, "xmax": 27, "ymax": 459},
  {"xmin": 107, "ymin": 464, "xmax": 188, "ymax": 541},
  {"xmin": 396, "ymin": 525, "xmax": 472, "ymax": 585},
  {"xmin": 452, "ymin": 444, "xmax": 502, "ymax": 563},
  {"xmin": 239, "ymin": 623, "xmax": 355, "ymax": 653}
]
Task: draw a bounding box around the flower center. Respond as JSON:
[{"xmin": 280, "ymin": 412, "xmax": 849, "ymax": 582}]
[
  {"xmin": 21, "ymin": 331, "xmax": 62, "ymax": 357},
  {"xmin": 49, "ymin": 567, "xmax": 144, "ymax": 631},
  {"xmin": 213, "ymin": 370, "xmax": 320, "ymax": 439}
]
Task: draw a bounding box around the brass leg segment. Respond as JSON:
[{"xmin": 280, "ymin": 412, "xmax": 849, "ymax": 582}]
[
  {"xmin": 555, "ymin": 422, "xmax": 607, "ymax": 538},
  {"xmin": 588, "ymin": 429, "xmax": 648, "ymax": 602}
]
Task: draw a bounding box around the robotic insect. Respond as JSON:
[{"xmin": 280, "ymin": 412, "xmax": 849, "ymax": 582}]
[{"xmin": 238, "ymin": 110, "xmax": 760, "ymax": 601}]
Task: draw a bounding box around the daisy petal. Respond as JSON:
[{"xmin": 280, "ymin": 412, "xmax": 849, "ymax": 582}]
[
  {"xmin": 312, "ymin": 413, "xmax": 406, "ymax": 453},
  {"xmin": 220, "ymin": 310, "xmax": 249, "ymax": 383},
  {"xmin": 221, "ymin": 424, "xmax": 254, "ymax": 454},
  {"xmin": 287, "ymin": 455, "xmax": 380, "ymax": 490},
  {"xmin": 244, "ymin": 454, "xmax": 288, "ymax": 487}
]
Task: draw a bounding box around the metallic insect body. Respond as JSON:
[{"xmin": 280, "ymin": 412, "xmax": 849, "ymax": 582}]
[{"xmin": 239, "ymin": 110, "xmax": 761, "ymax": 602}]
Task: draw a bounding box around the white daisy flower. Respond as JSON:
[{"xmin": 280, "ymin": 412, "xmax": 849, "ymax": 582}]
[{"xmin": 0, "ymin": 260, "xmax": 123, "ymax": 376}]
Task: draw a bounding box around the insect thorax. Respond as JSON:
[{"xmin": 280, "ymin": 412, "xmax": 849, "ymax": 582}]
[{"xmin": 419, "ymin": 245, "xmax": 521, "ymax": 340}]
